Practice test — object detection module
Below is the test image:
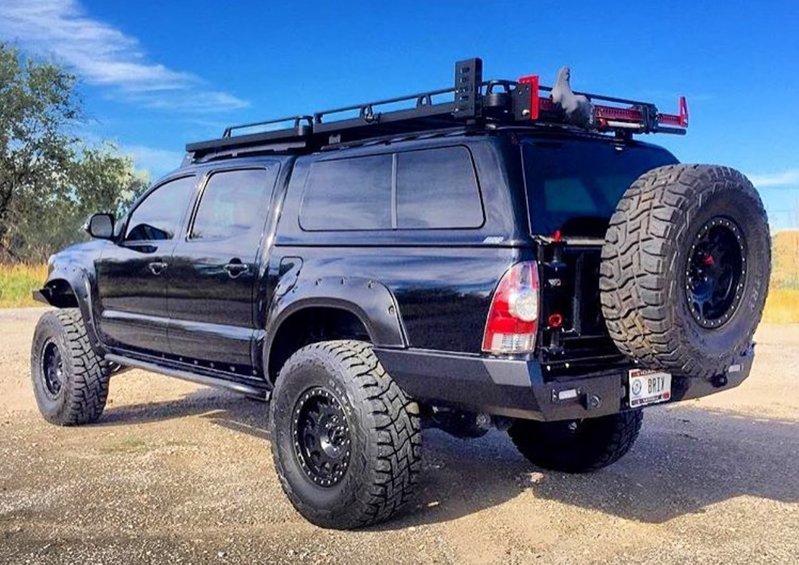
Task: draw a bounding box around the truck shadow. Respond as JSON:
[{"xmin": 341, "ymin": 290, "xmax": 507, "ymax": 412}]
[
  {"xmin": 388, "ymin": 407, "xmax": 799, "ymax": 529},
  {"xmin": 99, "ymin": 387, "xmax": 269, "ymax": 437},
  {"xmin": 100, "ymin": 392, "xmax": 799, "ymax": 528}
]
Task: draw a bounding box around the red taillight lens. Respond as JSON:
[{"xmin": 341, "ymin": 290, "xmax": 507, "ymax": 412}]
[{"xmin": 482, "ymin": 261, "xmax": 540, "ymax": 354}]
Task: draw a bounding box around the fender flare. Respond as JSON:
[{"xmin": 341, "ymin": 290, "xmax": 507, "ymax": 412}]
[
  {"xmin": 262, "ymin": 276, "xmax": 407, "ymax": 377},
  {"xmin": 35, "ymin": 263, "xmax": 106, "ymax": 355}
]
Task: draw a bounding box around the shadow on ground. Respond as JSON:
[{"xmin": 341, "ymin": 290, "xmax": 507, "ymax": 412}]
[
  {"xmin": 99, "ymin": 387, "xmax": 268, "ymax": 434},
  {"xmin": 99, "ymin": 390, "xmax": 799, "ymax": 528}
]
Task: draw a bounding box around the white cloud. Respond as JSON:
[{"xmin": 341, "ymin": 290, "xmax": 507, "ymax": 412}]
[
  {"xmin": 124, "ymin": 145, "xmax": 185, "ymax": 178},
  {"xmin": 0, "ymin": 0, "xmax": 247, "ymax": 112},
  {"xmin": 747, "ymin": 169, "xmax": 799, "ymax": 188},
  {"xmin": 133, "ymin": 91, "xmax": 250, "ymax": 113}
]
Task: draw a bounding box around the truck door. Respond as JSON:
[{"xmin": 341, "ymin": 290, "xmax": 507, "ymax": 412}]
[
  {"xmin": 95, "ymin": 175, "xmax": 197, "ymax": 354},
  {"xmin": 166, "ymin": 164, "xmax": 280, "ymax": 368}
]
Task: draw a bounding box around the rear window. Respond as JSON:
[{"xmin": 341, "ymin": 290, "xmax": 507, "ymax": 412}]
[
  {"xmin": 396, "ymin": 147, "xmax": 483, "ymax": 229},
  {"xmin": 301, "ymin": 146, "xmax": 483, "ymax": 231},
  {"xmin": 301, "ymin": 154, "xmax": 392, "ymax": 230},
  {"xmin": 523, "ymin": 139, "xmax": 677, "ymax": 237}
]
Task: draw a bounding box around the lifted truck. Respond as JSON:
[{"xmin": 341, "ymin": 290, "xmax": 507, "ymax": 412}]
[{"xmin": 30, "ymin": 58, "xmax": 770, "ymax": 529}]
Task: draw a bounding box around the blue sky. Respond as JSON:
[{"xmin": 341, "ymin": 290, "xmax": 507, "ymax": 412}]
[{"xmin": 1, "ymin": 0, "xmax": 798, "ymax": 229}]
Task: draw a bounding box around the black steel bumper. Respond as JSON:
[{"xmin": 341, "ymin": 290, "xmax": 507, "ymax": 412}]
[{"xmin": 374, "ymin": 345, "xmax": 755, "ymax": 421}]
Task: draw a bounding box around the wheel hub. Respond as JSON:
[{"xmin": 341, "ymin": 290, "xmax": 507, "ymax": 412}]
[
  {"xmin": 41, "ymin": 340, "xmax": 64, "ymax": 396},
  {"xmin": 291, "ymin": 387, "xmax": 351, "ymax": 487},
  {"xmin": 685, "ymin": 217, "xmax": 746, "ymax": 328}
]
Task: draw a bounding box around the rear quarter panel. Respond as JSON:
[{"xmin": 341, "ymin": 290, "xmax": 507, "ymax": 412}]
[{"xmin": 267, "ymin": 135, "xmax": 532, "ymax": 354}]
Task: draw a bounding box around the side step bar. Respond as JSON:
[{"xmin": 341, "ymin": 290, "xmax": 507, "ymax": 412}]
[{"xmin": 105, "ymin": 354, "xmax": 270, "ymax": 400}]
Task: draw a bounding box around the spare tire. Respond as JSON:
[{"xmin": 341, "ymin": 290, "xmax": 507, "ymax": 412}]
[{"xmin": 600, "ymin": 164, "xmax": 770, "ymax": 378}]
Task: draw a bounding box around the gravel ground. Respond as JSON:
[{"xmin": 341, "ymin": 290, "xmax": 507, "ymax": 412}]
[{"xmin": 1, "ymin": 308, "xmax": 797, "ymax": 564}]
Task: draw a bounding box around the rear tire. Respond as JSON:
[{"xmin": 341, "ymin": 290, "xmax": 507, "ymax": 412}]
[
  {"xmin": 269, "ymin": 340, "xmax": 422, "ymax": 529},
  {"xmin": 508, "ymin": 411, "xmax": 643, "ymax": 473},
  {"xmin": 600, "ymin": 164, "xmax": 770, "ymax": 377},
  {"xmin": 30, "ymin": 309, "xmax": 111, "ymax": 426}
]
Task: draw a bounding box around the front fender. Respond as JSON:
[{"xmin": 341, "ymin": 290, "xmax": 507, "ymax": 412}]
[{"xmin": 34, "ymin": 260, "xmax": 105, "ymax": 355}]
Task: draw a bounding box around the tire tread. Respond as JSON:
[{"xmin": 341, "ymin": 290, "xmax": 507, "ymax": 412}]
[
  {"xmin": 32, "ymin": 308, "xmax": 110, "ymax": 425},
  {"xmin": 271, "ymin": 340, "xmax": 421, "ymax": 528},
  {"xmin": 600, "ymin": 164, "xmax": 770, "ymax": 377}
]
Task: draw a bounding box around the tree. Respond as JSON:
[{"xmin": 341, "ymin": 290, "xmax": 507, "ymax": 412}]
[
  {"xmin": 4, "ymin": 144, "xmax": 148, "ymax": 261},
  {"xmin": 0, "ymin": 43, "xmax": 146, "ymax": 262}
]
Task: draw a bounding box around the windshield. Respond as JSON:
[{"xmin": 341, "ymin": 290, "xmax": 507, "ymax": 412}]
[{"xmin": 522, "ymin": 138, "xmax": 678, "ymax": 237}]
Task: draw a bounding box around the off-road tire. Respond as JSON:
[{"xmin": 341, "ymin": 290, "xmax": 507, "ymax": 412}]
[
  {"xmin": 269, "ymin": 340, "xmax": 422, "ymax": 529},
  {"xmin": 30, "ymin": 309, "xmax": 111, "ymax": 425},
  {"xmin": 600, "ymin": 164, "xmax": 770, "ymax": 378},
  {"xmin": 508, "ymin": 410, "xmax": 643, "ymax": 473}
]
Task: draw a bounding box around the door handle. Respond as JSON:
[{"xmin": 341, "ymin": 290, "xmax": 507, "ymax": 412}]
[
  {"xmin": 148, "ymin": 261, "xmax": 168, "ymax": 275},
  {"xmin": 224, "ymin": 261, "xmax": 249, "ymax": 278}
]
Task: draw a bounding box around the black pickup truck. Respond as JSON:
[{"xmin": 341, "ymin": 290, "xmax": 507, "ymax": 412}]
[{"xmin": 30, "ymin": 59, "xmax": 770, "ymax": 529}]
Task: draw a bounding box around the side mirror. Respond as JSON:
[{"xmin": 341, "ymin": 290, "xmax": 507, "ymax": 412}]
[{"xmin": 85, "ymin": 213, "xmax": 115, "ymax": 240}]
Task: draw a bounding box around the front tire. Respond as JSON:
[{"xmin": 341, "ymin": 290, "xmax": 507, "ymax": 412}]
[
  {"xmin": 269, "ymin": 340, "xmax": 422, "ymax": 529},
  {"xmin": 508, "ymin": 410, "xmax": 643, "ymax": 473},
  {"xmin": 30, "ymin": 309, "xmax": 111, "ymax": 426}
]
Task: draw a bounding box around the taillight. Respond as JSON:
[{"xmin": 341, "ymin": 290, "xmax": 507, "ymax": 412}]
[{"xmin": 482, "ymin": 261, "xmax": 540, "ymax": 354}]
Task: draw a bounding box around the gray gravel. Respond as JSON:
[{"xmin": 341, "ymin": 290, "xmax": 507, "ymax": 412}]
[{"xmin": 1, "ymin": 308, "xmax": 797, "ymax": 564}]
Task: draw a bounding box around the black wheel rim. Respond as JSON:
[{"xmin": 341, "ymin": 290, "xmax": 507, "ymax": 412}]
[
  {"xmin": 291, "ymin": 387, "xmax": 352, "ymax": 487},
  {"xmin": 41, "ymin": 340, "xmax": 64, "ymax": 397},
  {"xmin": 685, "ymin": 217, "xmax": 746, "ymax": 329}
]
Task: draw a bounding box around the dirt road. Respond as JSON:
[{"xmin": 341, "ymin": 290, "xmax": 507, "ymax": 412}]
[{"xmin": 1, "ymin": 308, "xmax": 797, "ymax": 564}]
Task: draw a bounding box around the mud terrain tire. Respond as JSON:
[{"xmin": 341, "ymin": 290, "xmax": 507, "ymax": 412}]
[
  {"xmin": 600, "ymin": 165, "xmax": 770, "ymax": 378},
  {"xmin": 30, "ymin": 308, "xmax": 111, "ymax": 425},
  {"xmin": 269, "ymin": 340, "xmax": 422, "ymax": 529},
  {"xmin": 508, "ymin": 410, "xmax": 643, "ymax": 472}
]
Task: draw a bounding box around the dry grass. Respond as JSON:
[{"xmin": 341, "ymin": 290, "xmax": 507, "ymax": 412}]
[
  {"xmin": 762, "ymin": 288, "xmax": 799, "ymax": 324},
  {"xmin": 765, "ymin": 231, "xmax": 799, "ymax": 323},
  {"xmin": 0, "ymin": 263, "xmax": 48, "ymax": 308},
  {"xmin": 772, "ymin": 230, "xmax": 799, "ymax": 290}
]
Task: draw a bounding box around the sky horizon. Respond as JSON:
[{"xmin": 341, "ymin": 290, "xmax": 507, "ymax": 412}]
[{"xmin": 1, "ymin": 0, "xmax": 797, "ymax": 229}]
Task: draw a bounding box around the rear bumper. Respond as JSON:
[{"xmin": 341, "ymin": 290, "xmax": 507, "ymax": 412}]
[{"xmin": 374, "ymin": 345, "xmax": 755, "ymax": 421}]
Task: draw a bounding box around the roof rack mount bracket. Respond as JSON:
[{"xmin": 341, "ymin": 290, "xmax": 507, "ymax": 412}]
[{"xmin": 453, "ymin": 58, "xmax": 483, "ymax": 119}]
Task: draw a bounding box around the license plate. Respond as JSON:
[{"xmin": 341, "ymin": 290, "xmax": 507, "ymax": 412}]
[{"xmin": 628, "ymin": 369, "xmax": 672, "ymax": 407}]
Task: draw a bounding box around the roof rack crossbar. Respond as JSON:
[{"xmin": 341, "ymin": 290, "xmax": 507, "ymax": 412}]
[
  {"xmin": 222, "ymin": 115, "xmax": 313, "ymax": 138},
  {"xmin": 313, "ymin": 86, "xmax": 458, "ymax": 121},
  {"xmin": 186, "ymin": 57, "xmax": 688, "ymax": 159}
]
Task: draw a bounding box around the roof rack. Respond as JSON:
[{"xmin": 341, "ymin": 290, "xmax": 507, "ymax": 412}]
[{"xmin": 186, "ymin": 58, "xmax": 688, "ymax": 160}]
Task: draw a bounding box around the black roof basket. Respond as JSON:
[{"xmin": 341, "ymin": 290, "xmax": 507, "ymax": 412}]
[{"xmin": 186, "ymin": 57, "xmax": 688, "ymax": 160}]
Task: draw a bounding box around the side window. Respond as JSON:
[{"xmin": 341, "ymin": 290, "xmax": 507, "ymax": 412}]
[
  {"xmin": 190, "ymin": 168, "xmax": 277, "ymax": 240},
  {"xmin": 125, "ymin": 176, "xmax": 196, "ymax": 241},
  {"xmin": 396, "ymin": 147, "xmax": 483, "ymax": 229},
  {"xmin": 300, "ymin": 154, "xmax": 392, "ymax": 231}
]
